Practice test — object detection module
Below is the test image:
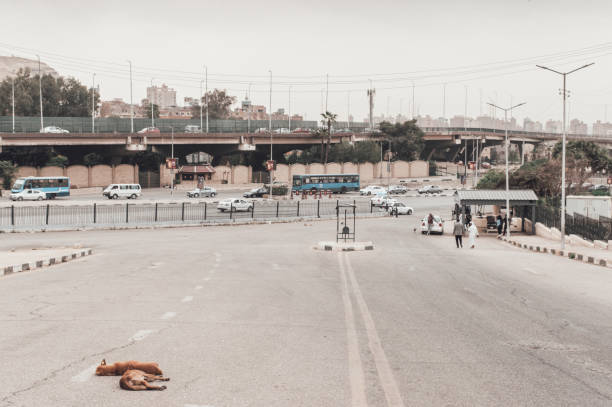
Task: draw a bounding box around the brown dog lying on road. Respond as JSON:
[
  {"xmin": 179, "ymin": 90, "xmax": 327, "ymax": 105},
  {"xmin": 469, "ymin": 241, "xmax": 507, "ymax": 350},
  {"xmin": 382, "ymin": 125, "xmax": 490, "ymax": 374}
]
[
  {"xmin": 95, "ymin": 359, "xmax": 169, "ymax": 391},
  {"xmin": 120, "ymin": 369, "xmax": 169, "ymax": 391},
  {"xmin": 95, "ymin": 359, "xmax": 163, "ymax": 376}
]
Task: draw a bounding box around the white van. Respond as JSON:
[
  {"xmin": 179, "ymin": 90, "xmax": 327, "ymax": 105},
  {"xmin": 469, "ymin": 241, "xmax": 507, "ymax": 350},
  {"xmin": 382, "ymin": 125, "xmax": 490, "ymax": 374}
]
[{"xmin": 103, "ymin": 184, "xmax": 142, "ymax": 199}]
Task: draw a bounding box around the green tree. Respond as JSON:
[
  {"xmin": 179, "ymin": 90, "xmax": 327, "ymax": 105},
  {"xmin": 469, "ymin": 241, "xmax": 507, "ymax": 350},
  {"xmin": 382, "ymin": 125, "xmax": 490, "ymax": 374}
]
[
  {"xmin": 0, "ymin": 160, "xmax": 17, "ymax": 190},
  {"xmin": 143, "ymin": 104, "xmax": 160, "ymax": 120},
  {"xmin": 191, "ymin": 89, "xmax": 237, "ymax": 119},
  {"xmin": 379, "ymin": 120, "xmax": 425, "ymax": 161},
  {"xmin": 83, "ymin": 152, "xmax": 105, "ymax": 166},
  {"xmin": 321, "ymin": 111, "xmax": 337, "ymax": 164},
  {"xmin": 552, "ymin": 140, "xmax": 612, "ymax": 173},
  {"xmin": 46, "ymin": 154, "xmax": 69, "ymax": 167},
  {"xmin": 476, "ymin": 169, "xmax": 505, "ymax": 189},
  {"xmin": 0, "ymin": 147, "xmax": 53, "ymax": 167},
  {"xmin": 0, "ymin": 68, "xmax": 99, "ymax": 117},
  {"xmin": 131, "ymin": 151, "xmax": 164, "ymax": 172}
]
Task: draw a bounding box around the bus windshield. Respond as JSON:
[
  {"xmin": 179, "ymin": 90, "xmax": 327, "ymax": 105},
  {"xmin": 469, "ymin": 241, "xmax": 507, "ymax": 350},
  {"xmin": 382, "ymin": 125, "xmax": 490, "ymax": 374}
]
[{"xmin": 12, "ymin": 179, "xmax": 24, "ymax": 191}]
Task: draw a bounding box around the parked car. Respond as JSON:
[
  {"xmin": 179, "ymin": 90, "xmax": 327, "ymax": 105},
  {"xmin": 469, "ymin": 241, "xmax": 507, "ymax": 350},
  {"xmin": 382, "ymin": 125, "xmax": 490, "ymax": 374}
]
[
  {"xmin": 589, "ymin": 184, "xmax": 608, "ymax": 192},
  {"xmin": 370, "ymin": 194, "xmax": 395, "ymax": 207},
  {"xmin": 418, "ymin": 185, "xmax": 443, "ymax": 194},
  {"xmin": 184, "ymin": 125, "xmax": 201, "ymax": 133},
  {"xmin": 333, "ymin": 128, "xmax": 353, "ymax": 134},
  {"xmin": 291, "ymin": 128, "xmax": 311, "ymax": 134},
  {"xmin": 273, "ymin": 128, "xmax": 290, "ymax": 134},
  {"xmin": 360, "ymin": 185, "xmax": 385, "ymax": 195},
  {"xmin": 40, "ymin": 126, "xmax": 69, "ymax": 134},
  {"xmin": 421, "ymin": 215, "xmax": 444, "ymax": 234},
  {"xmin": 480, "ymin": 162, "xmax": 491, "ymax": 169},
  {"xmin": 243, "ymin": 187, "xmax": 268, "ymax": 198},
  {"xmin": 102, "ymin": 184, "xmax": 142, "ymax": 199},
  {"xmin": 186, "ymin": 186, "xmax": 217, "ymax": 198},
  {"xmin": 137, "ymin": 127, "xmax": 160, "ymax": 134},
  {"xmin": 387, "ymin": 202, "xmax": 413, "ymax": 215},
  {"xmin": 360, "ymin": 128, "xmax": 381, "ymax": 134},
  {"xmin": 254, "ymin": 128, "xmax": 269, "ymax": 133},
  {"xmin": 10, "ymin": 189, "xmax": 46, "ymax": 201},
  {"xmin": 388, "ymin": 185, "xmax": 408, "ymax": 194},
  {"xmin": 217, "ymin": 198, "xmax": 253, "ymax": 212}
]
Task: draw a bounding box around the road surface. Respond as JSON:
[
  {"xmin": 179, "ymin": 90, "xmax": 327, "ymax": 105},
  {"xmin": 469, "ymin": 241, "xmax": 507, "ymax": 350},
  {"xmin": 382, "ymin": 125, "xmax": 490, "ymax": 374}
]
[{"xmin": 2, "ymin": 211, "xmax": 611, "ymax": 406}]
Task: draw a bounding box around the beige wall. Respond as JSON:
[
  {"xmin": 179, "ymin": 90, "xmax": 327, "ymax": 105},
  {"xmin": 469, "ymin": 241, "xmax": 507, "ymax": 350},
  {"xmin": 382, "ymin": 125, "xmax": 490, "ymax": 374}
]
[
  {"xmin": 91, "ymin": 165, "xmax": 113, "ymax": 187},
  {"xmin": 409, "ymin": 160, "xmax": 428, "ymax": 177},
  {"xmin": 232, "ymin": 165, "xmax": 250, "ymax": 184},
  {"xmin": 39, "ymin": 166, "xmax": 64, "ymax": 177},
  {"xmin": 212, "ymin": 165, "xmax": 230, "ymax": 183},
  {"xmin": 274, "ymin": 164, "xmax": 289, "ymax": 183},
  {"xmin": 392, "ymin": 161, "xmax": 410, "ymax": 178},
  {"xmin": 114, "ymin": 164, "xmax": 135, "ymax": 184},
  {"xmin": 66, "ymin": 165, "xmax": 88, "ymax": 188},
  {"xmin": 358, "ymin": 162, "xmax": 374, "ymax": 182},
  {"xmin": 326, "ymin": 162, "xmax": 342, "ymax": 174},
  {"xmin": 16, "ymin": 166, "xmax": 36, "ymax": 178},
  {"xmin": 289, "ymin": 164, "xmax": 307, "ymax": 177},
  {"xmin": 342, "ymin": 162, "xmax": 358, "ymax": 174},
  {"xmin": 309, "ymin": 163, "xmax": 325, "ymax": 174}
]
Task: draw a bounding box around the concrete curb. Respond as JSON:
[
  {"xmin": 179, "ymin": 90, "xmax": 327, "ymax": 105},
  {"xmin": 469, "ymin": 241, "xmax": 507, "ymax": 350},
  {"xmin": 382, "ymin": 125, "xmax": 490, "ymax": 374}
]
[
  {"xmin": 498, "ymin": 236, "xmax": 612, "ymax": 269},
  {"xmin": 3, "ymin": 248, "xmax": 93, "ymax": 277}
]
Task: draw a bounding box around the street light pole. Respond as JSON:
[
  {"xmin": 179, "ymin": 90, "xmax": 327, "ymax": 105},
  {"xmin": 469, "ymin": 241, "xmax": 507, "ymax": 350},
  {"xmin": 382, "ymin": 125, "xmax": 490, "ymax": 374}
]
[
  {"xmin": 537, "ymin": 63, "xmax": 594, "ymax": 250},
  {"xmin": 488, "ymin": 101, "xmax": 526, "ymax": 240},
  {"xmin": 128, "ymin": 60, "xmax": 134, "ymax": 133},
  {"xmin": 247, "ymin": 83, "xmax": 252, "ymax": 133},
  {"xmin": 200, "ymin": 79, "xmax": 204, "ymax": 133},
  {"xmin": 269, "ymin": 70, "xmax": 273, "ymax": 199},
  {"xmin": 150, "ymin": 78, "xmax": 155, "ymax": 128},
  {"xmin": 205, "ymin": 66, "xmax": 209, "ymax": 133},
  {"xmin": 11, "ymin": 74, "xmax": 15, "ymax": 133},
  {"xmin": 91, "ymin": 73, "xmax": 96, "ymax": 133},
  {"xmin": 37, "ymin": 55, "xmax": 43, "ymax": 131},
  {"xmin": 288, "ymin": 86, "xmax": 291, "ymax": 132}
]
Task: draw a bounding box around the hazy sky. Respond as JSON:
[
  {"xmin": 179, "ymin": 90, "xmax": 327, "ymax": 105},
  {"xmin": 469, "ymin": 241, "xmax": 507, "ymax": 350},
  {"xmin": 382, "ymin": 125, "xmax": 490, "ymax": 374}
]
[{"xmin": 2, "ymin": 0, "xmax": 612, "ymax": 126}]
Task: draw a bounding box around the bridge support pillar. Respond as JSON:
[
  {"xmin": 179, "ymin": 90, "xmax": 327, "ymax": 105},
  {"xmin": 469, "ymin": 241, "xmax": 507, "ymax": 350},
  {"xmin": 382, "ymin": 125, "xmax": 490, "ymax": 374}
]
[{"xmin": 448, "ymin": 145, "xmax": 462, "ymax": 162}]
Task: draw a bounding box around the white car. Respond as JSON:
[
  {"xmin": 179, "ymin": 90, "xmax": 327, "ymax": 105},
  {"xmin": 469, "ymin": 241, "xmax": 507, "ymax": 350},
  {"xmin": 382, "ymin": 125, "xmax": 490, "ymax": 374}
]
[
  {"xmin": 388, "ymin": 185, "xmax": 408, "ymax": 194},
  {"xmin": 387, "ymin": 202, "xmax": 413, "ymax": 215},
  {"xmin": 186, "ymin": 186, "xmax": 217, "ymax": 198},
  {"xmin": 40, "ymin": 126, "xmax": 69, "ymax": 134},
  {"xmin": 254, "ymin": 128, "xmax": 269, "ymax": 133},
  {"xmin": 10, "ymin": 189, "xmax": 46, "ymax": 201},
  {"xmin": 272, "ymin": 128, "xmax": 290, "ymax": 134},
  {"xmin": 421, "ymin": 215, "xmax": 445, "ymax": 234},
  {"xmin": 360, "ymin": 185, "xmax": 385, "ymax": 195},
  {"xmin": 370, "ymin": 194, "xmax": 395, "ymax": 207},
  {"xmin": 102, "ymin": 184, "xmax": 142, "ymax": 199},
  {"xmin": 217, "ymin": 198, "xmax": 253, "ymax": 212},
  {"xmin": 418, "ymin": 185, "xmax": 443, "ymax": 194}
]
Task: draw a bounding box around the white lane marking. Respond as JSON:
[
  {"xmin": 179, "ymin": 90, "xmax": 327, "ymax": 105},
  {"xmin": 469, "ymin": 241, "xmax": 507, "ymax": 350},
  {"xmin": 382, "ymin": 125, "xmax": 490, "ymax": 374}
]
[
  {"xmin": 272, "ymin": 263, "xmax": 280, "ymax": 270},
  {"xmin": 337, "ymin": 252, "xmax": 368, "ymax": 407},
  {"xmin": 203, "ymin": 277, "xmax": 211, "ymax": 282},
  {"xmin": 185, "ymin": 404, "xmax": 215, "ymax": 407},
  {"xmin": 195, "ymin": 285, "xmax": 203, "ymax": 290},
  {"xmin": 181, "ymin": 296, "xmax": 194, "ymax": 303},
  {"xmin": 344, "ymin": 253, "xmax": 405, "ymax": 407},
  {"xmin": 161, "ymin": 312, "xmax": 176, "ymax": 320},
  {"xmin": 523, "ymin": 267, "xmax": 542, "ymax": 275},
  {"xmin": 130, "ymin": 329, "xmax": 154, "ymax": 342},
  {"xmin": 71, "ymin": 363, "xmax": 99, "ymax": 383}
]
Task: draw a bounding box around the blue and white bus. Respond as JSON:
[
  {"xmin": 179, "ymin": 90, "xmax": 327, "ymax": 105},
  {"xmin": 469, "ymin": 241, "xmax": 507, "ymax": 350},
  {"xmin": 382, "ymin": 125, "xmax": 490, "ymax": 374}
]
[
  {"xmin": 11, "ymin": 176, "xmax": 70, "ymax": 199},
  {"xmin": 292, "ymin": 173, "xmax": 359, "ymax": 193}
]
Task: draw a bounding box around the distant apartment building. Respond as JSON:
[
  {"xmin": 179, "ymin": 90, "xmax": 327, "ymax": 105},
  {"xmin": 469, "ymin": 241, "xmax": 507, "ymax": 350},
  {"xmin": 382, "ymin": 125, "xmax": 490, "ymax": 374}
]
[
  {"xmin": 159, "ymin": 106, "xmax": 193, "ymax": 119},
  {"xmin": 228, "ymin": 96, "xmax": 302, "ymax": 121},
  {"xmin": 592, "ymin": 120, "xmax": 612, "ymax": 136},
  {"xmin": 523, "ymin": 118, "xmax": 543, "ymax": 132},
  {"xmin": 545, "ymin": 119, "xmax": 562, "ymax": 134},
  {"xmin": 414, "ymin": 115, "xmax": 447, "ymax": 127},
  {"xmin": 569, "ymin": 118, "xmax": 588, "ymax": 135},
  {"xmin": 100, "ymin": 98, "xmax": 143, "ymax": 118},
  {"xmin": 183, "ymin": 97, "xmax": 200, "ymax": 107},
  {"xmin": 146, "ymin": 84, "xmax": 177, "ymax": 108}
]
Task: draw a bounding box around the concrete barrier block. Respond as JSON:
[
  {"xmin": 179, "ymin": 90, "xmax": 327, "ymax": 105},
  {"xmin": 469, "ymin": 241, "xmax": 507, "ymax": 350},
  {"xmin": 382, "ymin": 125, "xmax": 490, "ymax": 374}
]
[
  {"xmin": 21, "ymin": 263, "xmax": 30, "ymax": 271},
  {"xmin": 594, "ymin": 240, "xmax": 608, "ymax": 250},
  {"xmin": 4, "ymin": 266, "xmax": 13, "ymax": 275},
  {"xmin": 529, "ymin": 246, "xmax": 534, "ymax": 251},
  {"xmin": 71, "ymin": 253, "xmax": 77, "ymax": 259},
  {"xmin": 543, "ymin": 247, "xmax": 548, "ymax": 253},
  {"xmin": 599, "ymin": 259, "xmax": 607, "ymax": 267},
  {"xmin": 588, "ymin": 256, "xmax": 595, "ymax": 264},
  {"xmin": 61, "ymin": 255, "xmax": 69, "ymax": 262},
  {"xmin": 577, "ymin": 254, "xmax": 584, "ymax": 261},
  {"xmin": 551, "ymin": 249, "xmax": 556, "ymax": 255},
  {"xmin": 559, "ymin": 250, "xmax": 564, "ymax": 257}
]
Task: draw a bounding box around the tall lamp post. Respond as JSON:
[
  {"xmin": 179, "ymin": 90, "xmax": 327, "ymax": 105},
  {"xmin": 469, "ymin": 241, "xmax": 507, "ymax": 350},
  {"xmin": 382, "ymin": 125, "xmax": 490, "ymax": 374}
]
[
  {"xmin": 127, "ymin": 61, "xmax": 134, "ymax": 133},
  {"xmin": 11, "ymin": 73, "xmax": 15, "ymax": 133},
  {"xmin": 37, "ymin": 55, "xmax": 43, "ymax": 131},
  {"xmin": 537, "ymin": 63, "xmax": 594, "ymax": 250},
  {"xmin": 91, "ymin": 73, "xmax": 96, "ymax": 133},
  {"xmin": 268, "ymin": 70, "xmax": 273, "ymax": 199},
  {"xmin": 150, "ymin": 78, "xmax": 155, "ymax": 128},
  {"xmin": 205, "ymin": 66, "xmax": 209, "ymax": 133},
  {"xmin": 200, "ymin": 79, "xmax": 204, "ymax": 133},
  {"xmin": 487, "ymin": 102, "xmax": 526, "ymax": 240}
]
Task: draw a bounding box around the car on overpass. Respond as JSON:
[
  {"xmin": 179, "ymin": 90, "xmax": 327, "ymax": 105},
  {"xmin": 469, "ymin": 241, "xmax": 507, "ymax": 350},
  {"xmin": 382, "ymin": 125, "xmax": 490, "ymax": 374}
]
[
  {"xmin": 254, "ymin": 128, "xmax": 269, "ymax": 133},
  {"xmin": 273, "ymin": 128, "xmax": 290, "ymax": 134},
  {"xmin": 291, "ymin": 128, "xmax": 311, "ymax": 134},
  {"xmin": 40, "ymin": 126, "xmax": 69, "ymax": 134},
  {"xmin": 137, "ymin": 127, "xmax": 160, "ymax": 134},
  {"xmin": 184, "ymin": 125, "xmax": 201, "ymax": 133},
  {"xmin": 217, "ymin": 198, "xmax": 253, "ymax": 212},
  {"xmin": 186, "ymin": 186, "xmax": 217, "ymax": 198}
]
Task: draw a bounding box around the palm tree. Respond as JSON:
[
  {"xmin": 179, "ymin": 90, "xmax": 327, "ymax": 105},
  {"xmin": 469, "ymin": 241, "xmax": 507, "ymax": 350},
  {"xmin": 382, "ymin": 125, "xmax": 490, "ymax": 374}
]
[{"xmin": 321, "ymin": 111, "xmax": 337, "ymax": 164}]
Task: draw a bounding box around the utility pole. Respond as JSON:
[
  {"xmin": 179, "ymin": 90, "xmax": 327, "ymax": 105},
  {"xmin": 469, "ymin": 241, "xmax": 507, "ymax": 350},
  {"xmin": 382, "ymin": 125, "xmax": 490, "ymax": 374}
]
[
  {"xmin": 537, "ymin": 62, "xmax": 594, "ymax": 250},
  {"xmin": 367, "ymin": 80, "xmax": 375, "ymax": 129},
  {"xmin": 347, "ymin": 91, "xmax": 351, "ymax": 130},
  {"xmin": 11, "ymin": 74, "xmax": 15, "ymax": 133},
  {"xmin": 442, "ymin": 83, "xmax": 447, "ymax": 127},
  {"xmin": 464, "ymin": 86, "xmax": 468, "ymax": 130},
  {"xmin": 128, "ymin": 61, "xmax": 134, "ymax": 133},
  {"xmin": 91, "ymin": 73, "xmax": 96, "ymax": 133},
  {"xmin": 288, "ymin": 86, "xmax": 291, "ymax": 132},
  {"xmin": 150, "ymin": 78, "xmax": 155, "ymax": 128},
  {"xmin": 269, "ymin": 70, "xmax": 273, "ymax": 199},
  {"xmin": 200, "ymin": 78, "xmax": 204, "ymax": 133},
  {"xmin": 247, "ymin": 83, "xmax": 252, "ymax": 133},
  {"xmin": 325, "ymin": 74, "xmax": 329, "ymax": 112},
  {"xmin": 205, "ymin": 66, "xmax": 209, "ymax": 133},
  {"xmin": 412, "ymin": 82, "xmax": 415, "ymax": 120},
  {"xmin": 37, "ymin": 55, "xmax": 43, "ymax": 131},
  {"xmin": 488, "ymin": 101, "xmax": 526, "ymax": 240}
]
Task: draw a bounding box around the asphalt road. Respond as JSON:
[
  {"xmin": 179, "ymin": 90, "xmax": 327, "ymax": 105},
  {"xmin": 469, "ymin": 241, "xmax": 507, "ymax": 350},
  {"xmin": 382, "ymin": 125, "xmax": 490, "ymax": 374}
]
[{"xmin": 3, "ymin": 210, "xmax": 611, "ymax": 406}]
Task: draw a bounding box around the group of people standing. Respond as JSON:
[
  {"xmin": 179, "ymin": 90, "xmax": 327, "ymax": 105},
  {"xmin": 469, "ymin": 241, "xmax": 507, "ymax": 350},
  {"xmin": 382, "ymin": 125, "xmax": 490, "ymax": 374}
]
[
  {"xmin": 453, "ymin": 219, "xmax": 478, "ymax": 249},
  {"xmin": 496, "ymin": 214, "xmax": 510, "ymax": 236}
]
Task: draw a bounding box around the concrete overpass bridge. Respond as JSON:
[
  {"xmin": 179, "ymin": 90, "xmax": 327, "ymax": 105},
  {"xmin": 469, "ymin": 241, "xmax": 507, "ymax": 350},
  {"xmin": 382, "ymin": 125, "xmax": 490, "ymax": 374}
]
[{"xmin": 0, "ymin": 127, "xmax": 609, "ymax": 160}]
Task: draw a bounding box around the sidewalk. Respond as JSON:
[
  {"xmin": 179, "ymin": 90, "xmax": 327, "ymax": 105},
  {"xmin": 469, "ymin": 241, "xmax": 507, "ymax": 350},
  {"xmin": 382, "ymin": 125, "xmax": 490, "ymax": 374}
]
[
  {"xmin": 1, "ymin": 246, "xmax": 93, "ymax": 275},
  {"xmin": 500, "ymin": 234, "xmax": 612, "ymax": 267}
]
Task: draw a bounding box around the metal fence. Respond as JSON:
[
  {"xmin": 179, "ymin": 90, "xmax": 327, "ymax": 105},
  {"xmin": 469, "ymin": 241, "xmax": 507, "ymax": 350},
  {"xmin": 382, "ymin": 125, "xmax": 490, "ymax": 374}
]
[
  {"xmin": 0, "ymin": 199, "xmax": 377, "ymax": 231},
  {"xmin": 0, "ymin": 116, "xmax": 370, "ymax": 134},
  {"xmin": 534, "ymin": 204, "xmax": 612, "ymax": 242}
]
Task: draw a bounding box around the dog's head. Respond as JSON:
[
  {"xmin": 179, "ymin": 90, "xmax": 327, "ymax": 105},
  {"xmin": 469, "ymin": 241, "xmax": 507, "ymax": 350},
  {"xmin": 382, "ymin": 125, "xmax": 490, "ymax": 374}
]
[{"xmin": 95, "ymin": 359, "xmax": 112, "ymax": 376}]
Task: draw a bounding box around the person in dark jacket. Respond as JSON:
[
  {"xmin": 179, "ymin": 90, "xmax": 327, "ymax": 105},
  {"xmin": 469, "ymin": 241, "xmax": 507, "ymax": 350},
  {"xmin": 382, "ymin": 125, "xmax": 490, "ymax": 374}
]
[{"xmin": 496, "ymin": 214, "xmax": 503, "ymax": 235}]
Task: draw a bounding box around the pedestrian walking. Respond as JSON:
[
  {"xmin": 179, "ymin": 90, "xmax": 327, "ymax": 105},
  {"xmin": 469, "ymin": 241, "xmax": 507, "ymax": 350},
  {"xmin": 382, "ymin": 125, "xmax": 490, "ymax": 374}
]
[
  {"xmin": 468, "ymin": 221, "xmax": 479, "ymax": 249},
  {"xmin": 502, "ymin": 214, "xmax": 508, "ymax": 236},
  {"xmin": 427, "ymin": 213, "xmax": 434, "ymax": 235},
  {"xmin": 496, "ymin": 214, "xmax": 503, "ymax": 235},
  {"xmin": 453, "ymin": 220, "xmax": 464, "ymax": 248}
]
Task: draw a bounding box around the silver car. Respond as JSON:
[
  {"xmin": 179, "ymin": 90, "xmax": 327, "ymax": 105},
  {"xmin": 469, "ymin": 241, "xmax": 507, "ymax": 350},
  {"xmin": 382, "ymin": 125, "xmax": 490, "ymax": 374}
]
[{"xmin": 187, "ymin": 186, "xmax": 217, "ymax": 198}]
